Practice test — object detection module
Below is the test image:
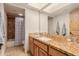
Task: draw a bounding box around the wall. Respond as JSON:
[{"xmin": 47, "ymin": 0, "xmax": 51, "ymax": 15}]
[
  {"xmin": 48, "ymin": 18, "xmax": 56, "ymax": 34},
  {"xmin": 25, "ymin": 8, "xmax": 48, "ymax": 51},
  {"xmin": 0, "ymin": 4, "xmax": 3, "ymax": 43},
  {"xmin": 0, "ymin": 9, "xmax": 1, "ymax": 42},
  {"xmin": 40, "ymin": 13, "xmax": 48, "ymax": 32},
  {"xmin": 21, "ymin": 17, "xmax": 25, "ymax": 43},
  {"xmin": 0, "ymin": 3, "xmax": 7, "ymax": 55},
  {"xmin": 48, "ymin": 12, "xmax": 70, "ymax": 36}
]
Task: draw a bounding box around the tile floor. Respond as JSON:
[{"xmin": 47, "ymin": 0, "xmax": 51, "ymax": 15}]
[
  {"xmin": 0, "ymin": 40, "xmax": 30, "ymax": 56},
  {"xmin": 5, "ymin": 46, "xmax": 30, "ymax": 56}
]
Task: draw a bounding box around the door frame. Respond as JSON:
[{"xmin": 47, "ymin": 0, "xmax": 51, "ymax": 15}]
[{"xmin": 4, "ymin": 3, "xmax": 26, "ymax": 54}]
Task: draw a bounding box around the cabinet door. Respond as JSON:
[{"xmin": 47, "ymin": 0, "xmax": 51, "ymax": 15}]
[
  {"xmin": 34, "ymin": 39, "xmax": 47, "ymax": 52},
  {"xmin": 49, "ymin": 47, "xmax": 66, "ymax": 56},
  {"xmin": 34, "ymin": 44, "xmax": 38, "ymax": 56},
  {"xmin": 29, "ymin": 37, "xmax": 34, "ymax": 55},
  {"xmin": 38, "ymin": 48, "xmax": 48, "ymax": 56}
]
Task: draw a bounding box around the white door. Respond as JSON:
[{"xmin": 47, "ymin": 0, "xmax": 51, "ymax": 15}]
[{"xmin": 0, "ymin": 3, "xmax": 7, "ymax": 55}]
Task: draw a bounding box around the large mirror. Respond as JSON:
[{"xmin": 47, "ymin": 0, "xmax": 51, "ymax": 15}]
[
  {"xmin": 70, "ymin": 8, "xmax": 79, "ymax": 36},
  {"xmin": 70, "ymin": 8, "xmax": 79, "ymax": 42}
]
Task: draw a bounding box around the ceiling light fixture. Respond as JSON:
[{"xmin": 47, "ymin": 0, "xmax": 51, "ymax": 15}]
[{"xmin": 18, "ymin": 13, "xmax": 23, "ymax": 16}]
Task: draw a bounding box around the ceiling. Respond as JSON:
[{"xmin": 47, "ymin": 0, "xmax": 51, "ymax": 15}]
[
  {"xmin": 27, "ymin": 3, "xmax": 71, "ymax": 13},
  {"xmin": 5, "ymin": 3, "xmax": 79, "ymax": 17},
  {"xmin": 27, "ymin": 3, "xmax": 48, "ymax": 10},
  {"xmin": 4, "ymin": 4, "xmax": 25, "ymax": 17},
  {"xmin": 43, "ymin": 3, "xmax": 71, "ymax": 13}
]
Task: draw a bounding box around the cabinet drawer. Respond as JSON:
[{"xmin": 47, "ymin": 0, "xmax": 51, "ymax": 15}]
[
  {"xmin": 49, "ymin": 47, "xmax": 66, "ymax": 56},
  {"xmin": 34, "ymin": 39, "xmax": 47, "ymax": 52}
]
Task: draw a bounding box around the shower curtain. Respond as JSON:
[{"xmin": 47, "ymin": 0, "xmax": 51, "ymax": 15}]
[{"xmin": 15, "ymin": 17, "xmax": 24, "ymax": 46}]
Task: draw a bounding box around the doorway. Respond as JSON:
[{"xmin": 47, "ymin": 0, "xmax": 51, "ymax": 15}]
[{"xmin": 4, "ymin": 4, "xmax": 25, "ymax": 55}]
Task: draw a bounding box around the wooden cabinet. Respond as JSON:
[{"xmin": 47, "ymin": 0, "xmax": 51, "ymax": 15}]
[
  {"xmin": 29, "ymin": 37, "xmax": 34, "ymax": 55},
  {"xmin": 29, "ymin": 36, "xmax": 68, "ymax": 56},
  {"xmin": 49, "ymin": 46, "xmax": 67, "ymax": 56},
  {"xmin": 38, "ymin": 49, "xmax": 48, "ymax": 56},
  {"xmin": 34, "ymin": 39, "xmax": 47, "ymax": 52},
  {"xmin": 33, "ymin": 39, "xmax": 48, "ymax": 56},
  {"xmin": 33, "ymin": 44, "xmax": 39, "ymax": 56}
]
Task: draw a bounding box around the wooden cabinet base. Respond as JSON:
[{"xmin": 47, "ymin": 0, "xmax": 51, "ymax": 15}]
[
  {"xmin": 38, "ymin": 49, "xmax": 48, "ymax": 56},
  {"xmin": 33, "ymin": 44, "xmax": 39, "ymax": 56},
  {"xmin": 49, "ymin": 46, "xmax": 67, "ymax": 56},
  {"xmin": 29, "ymin": 36, "xmax": 69, "ymax": 56}
]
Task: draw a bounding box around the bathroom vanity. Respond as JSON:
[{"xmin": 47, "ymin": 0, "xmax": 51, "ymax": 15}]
[{"xmin": 29, "ymin": 33, "xmax": 79, "ymax": 56}]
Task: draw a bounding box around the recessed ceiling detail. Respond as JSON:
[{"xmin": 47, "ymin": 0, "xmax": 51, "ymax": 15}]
[
  {"xmin": 6, "ymin": 3, "xmax": 79, "ymax": 17},
  {"xmin": 27, "ymin": 3, "xmax": 48, "ymax": 10},
  {"xmin": 43, "ymin": 3, "xmax": 71, "ymax": 13}
]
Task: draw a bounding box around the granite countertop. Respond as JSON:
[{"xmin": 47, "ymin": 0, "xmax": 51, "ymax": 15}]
[
  {"xmin": 29, "ymin": 33, "xmax": 51, "ymax": 44},
  {"xmin": 29, "ymin": 33, "xmax": 79, "ymax": 56},
  {"xmin": 49, "ymin": 38, "xmax": 79, "ymax": 56}
]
